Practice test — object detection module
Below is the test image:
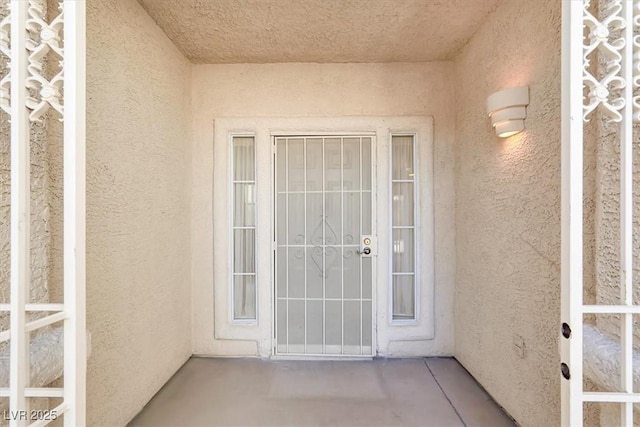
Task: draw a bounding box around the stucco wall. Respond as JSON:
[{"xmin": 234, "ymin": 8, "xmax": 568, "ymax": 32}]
[
  {"xmin": 191, "ymin": 62, "xmax": 456, "ymax": 357},
  {"xmin": 453, "ymin": 0, "xmax": 561, "ymax": 426},
  {"xmin": 87, "ymin": 0, "xmax": 192, "ymax": 425}
]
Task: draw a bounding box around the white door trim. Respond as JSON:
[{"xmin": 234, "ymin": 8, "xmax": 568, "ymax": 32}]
[{"xmin": 195, "ymin": 116, "xmax": 433, "ymax": 358}]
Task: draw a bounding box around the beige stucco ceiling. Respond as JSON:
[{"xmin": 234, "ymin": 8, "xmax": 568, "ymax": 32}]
[{"xmin": 137, "ymin": 0, "xmax": 503, "ymax": 63}]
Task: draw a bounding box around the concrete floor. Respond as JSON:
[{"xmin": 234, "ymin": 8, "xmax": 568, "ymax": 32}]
[{"xmin": 129, "ymin": 357, "xmax": 515, "ymax": 427}]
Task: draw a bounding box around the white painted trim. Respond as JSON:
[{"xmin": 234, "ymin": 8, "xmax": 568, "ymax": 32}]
[
  {"xmin": 0, "ymin": 388, "xmax": 65, "ymax": 398},
  {"xmin": 560, "ymin": 1, "xmax": 584, "ymax": 425},
  {"xmin": 9, "ymin": 2, "xmax": 29, "ymax": 424},
  {"xmin": 619, "ymin": 2, "xmax": 634, "ymax": 424},
  {"xmin": 367, "ymin": 133, "xmax": 378, "ymax": 355},
  {"xmin": 0, "ymin": 304, "xmax": 65, "ymax": 313},
  {"xmin": 199, "ymin": 116, "xmax": 433, "ymax": 358},
  {"xmin": 63, "ymin": 1, "xmax": 87, "ymax": 425},
  {"xmin": 0, "ymin": 312, "xmax": 67, "ymax": 343},
  {"xmin": 583, "ymin": 393, "xmax": 640, "ymax": 404},
  {"xmin": 270, "ymin": 136, "xmax": 277, "ymax": 355},
  {"xmin": 583, "ymin": 305, "xmax": 640, "ymax": 314}
]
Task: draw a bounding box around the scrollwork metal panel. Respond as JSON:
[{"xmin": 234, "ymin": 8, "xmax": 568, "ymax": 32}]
[
  {"xmin": 582, "ymin": 0, "xmax": 640, "ymax": 124},
  {"xmin": 26, "ymin": 0, "xmax": 63, "ymax": 122},
  {"xmin": 0, "ymin": 1, "xmax": 10, "ymax": 115},
  {"xmin": 583, "ymin": 0, "xmax": 626, "ymax": 122}
]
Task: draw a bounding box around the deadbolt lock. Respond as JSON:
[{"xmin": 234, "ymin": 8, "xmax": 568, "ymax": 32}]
[{"xmin": 358, "ymin": 235, "xmax": 376, "ymax": 257}]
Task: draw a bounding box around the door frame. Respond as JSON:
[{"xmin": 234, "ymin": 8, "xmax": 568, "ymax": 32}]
[
  {"xmin": 197, "ymin": 116, "xmax": 434, "ymax": 358},
  {"xmin": 271, "ymin": 133, "xmax": 378, "ymax": 358}
]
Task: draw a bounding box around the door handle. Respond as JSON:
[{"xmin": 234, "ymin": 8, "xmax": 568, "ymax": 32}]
[{"xmin": 357, "ymin": 247, "xmax": 371, "ymax": 255}]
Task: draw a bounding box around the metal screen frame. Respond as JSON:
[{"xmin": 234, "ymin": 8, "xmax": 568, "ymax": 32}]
[{"xmin": 273, "ymin": 134, "xmax": 376, "ymax": 358}]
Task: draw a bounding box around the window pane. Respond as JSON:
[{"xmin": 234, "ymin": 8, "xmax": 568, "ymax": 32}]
[
  {"xmin": 325, "ymin": 138, "xmax": 341, "ymax": 191},
  {"xmin": 392, "ymin": 183, "xmax": 414, "ymax": 226},
  {"xmin": 344, "ymin": 247, "xmax": 361, "ymax": 300},
  {"xmin": 232, "ymin": 136, "xmax": 257, "ymax": 320},
  {"xmin": 307, "ymin": 300, "xmax": 323, "ymax": 348},
  {"xmin": 288, "ymin": 300, "xmax": 305, "ymax": 347},
  {"xmin": 393, "ymin": 275, "xmax": 415, "ymax": 320},
  {"xmin": 344, "ymin": 301, "xmax": 361, "ymax": 350},
  {"xmin": 287, "ymin": 247, "xmax": 305, "ymax": 299},
  {"xmin": 234, "ymin": 183, "xmax": 255, "ymax": 226},
  {"xmin": 391, "ymin": 134, "xmax": 417, "ymax": 321},
  {"xmin": 277, "ymin": 194, "xmax": 286, "ymax": 243},
  {"xmin": 362, "ymin": 137, "xmax": 372, "ymax": 191},
  {"xmin": 362, "ymin": 301, "xmax": 372, "ymax": 346},
  {"xmin": 234, "ymin": 229, "xmax": 255, "ymax": 273},
  {"xmin": 343, "ymin": 192, "xmax": 360, "ymax": 244},
  {"xmin": 288, "ymin": 138, "xmax": 304, "ymax": 191},
  {"xmin": 277, "ymin": 247, "xmax": 287, "ymax": 298},
  {"xmin": 391, "ymin": 135, "xmax": 414, "ymax": 180},
  {"xmin": 362, "ymin": 191, "xmax": 371, "ymax": 235},
  {"xmin": 343, "ymin": 137, "xmax": 360, "ymax": 190},
  {"xmin": 325, "ymin": 301, "xmax": 342, "ymax": 351},
  {"xmin": 306, "ymin": 138, "xmax": 323, "ymax": 191},
  {"xmin": 277, "ymin": 138, "xmax": 286, "ymax": 192},
  {"xmin": 234, "ymin": 275, "xmax": 256, "ymax": 319},
  {"xmin": 392, "ymin": 228, "xmax": 414, "ymax": 273},
  {"xmin": 288, "ymin": 193, "xmax": 305, "ymax": 245},
  {"xmin": 233, "ymin": 137, "xmax": 255, "ymax": 181}
]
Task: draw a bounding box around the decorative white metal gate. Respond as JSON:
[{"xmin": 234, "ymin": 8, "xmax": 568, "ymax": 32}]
[
  {"xmin": 562, "ymin": 0, "xmax": 639, "ymax": 425},
  {"xmin": 0, "ymin": 1, "xmax": 86, "ymax": 425},
  {"xmin": 274, "ymin": 136, "xmax": 374, "ymax": 356}
]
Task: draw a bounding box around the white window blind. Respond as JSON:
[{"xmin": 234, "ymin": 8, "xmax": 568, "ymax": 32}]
[
  {"xmin": 231, "ymin": 136, "xmax": 257, "ymax": 320},
  {"xmin": 391, "ymin": 135, "xmax": 416, "ymax": 320}
]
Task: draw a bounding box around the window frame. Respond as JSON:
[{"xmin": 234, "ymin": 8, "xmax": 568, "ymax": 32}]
[
  {"xmin": 229, "ymin": 132, "xmax": 258, "ymax": 323},
  {"xmin": 389, "ymin": 132, "xmax": 419, "ymax": 324}
]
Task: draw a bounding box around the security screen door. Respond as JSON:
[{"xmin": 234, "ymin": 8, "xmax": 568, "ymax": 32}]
[{"xmin": 275, "ymin": 136, "xmax": 373, "ymax": 356}]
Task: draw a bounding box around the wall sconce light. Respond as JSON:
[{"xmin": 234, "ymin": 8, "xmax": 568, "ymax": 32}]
[{"xmin": 486, "ymin": 86, "xmax": 529, "ymax": 138}]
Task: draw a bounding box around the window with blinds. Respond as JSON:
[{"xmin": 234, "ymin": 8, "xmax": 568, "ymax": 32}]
[
  {"xmin": 391, "ymin": 135, "xmax": 417, "ymax": 321},
  {"xmin": 231, "ymin": 136, "xmax": 257, "ymax": 321}
]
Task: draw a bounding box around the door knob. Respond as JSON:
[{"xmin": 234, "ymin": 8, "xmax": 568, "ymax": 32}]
[{"xmin": 357, "ymin": 247, "xmax": 371, "ymax": 255}]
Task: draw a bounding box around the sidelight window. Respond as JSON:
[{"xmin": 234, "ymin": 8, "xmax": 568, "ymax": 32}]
[
  {"xmin": 391, "ymin": 135, "xmax": 417, "ymax": 321},
  {"xmin": 231, "ymin": 135, "xmax": 257, "ymax": 321}
]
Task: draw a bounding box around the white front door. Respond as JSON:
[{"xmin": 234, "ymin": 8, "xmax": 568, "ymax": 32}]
[{"xmin": 274, "ymin": 136, "xmax": 374, "ymax": 356}]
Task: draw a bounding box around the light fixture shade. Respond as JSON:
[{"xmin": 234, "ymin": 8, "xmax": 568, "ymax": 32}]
[
  {"xmin": 486, "ymin": 86, "xmax": 529, "ymax": 138},
  {"xmin": 495, "ymin": 120, "xmax": 524, "ymax": 138}
]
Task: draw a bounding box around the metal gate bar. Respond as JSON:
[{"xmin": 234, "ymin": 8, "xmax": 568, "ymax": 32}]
[
  {"xmin": 561, "ymin": 1, "xmax": 640, "ymax": 425},
  {"xmin": 1, "ymin": 1, "xmax": 86, "ymax": 425}
]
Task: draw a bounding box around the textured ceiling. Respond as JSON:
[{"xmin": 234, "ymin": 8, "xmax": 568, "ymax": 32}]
[{"xmin": 138, "ymin": 0, "xmax": 503, "ymax": 63}]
